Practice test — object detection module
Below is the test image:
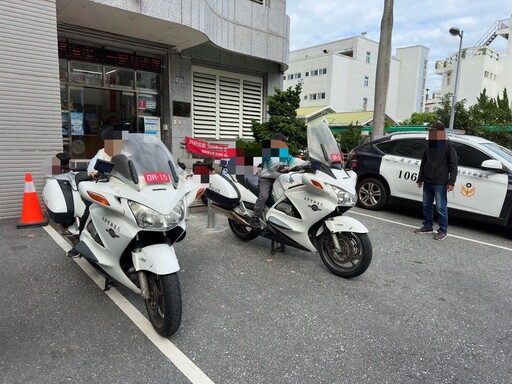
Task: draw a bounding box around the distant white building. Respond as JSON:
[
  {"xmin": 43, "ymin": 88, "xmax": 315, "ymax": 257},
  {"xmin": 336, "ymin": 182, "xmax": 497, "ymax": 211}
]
[
  {"xmin": 435, "ymin": 16, "xmax": 512, "ymax": 108},
  {"xmin": 425, "ymin": 91, "xmax": 443, "ymax": 114},
  {"xmin": 283, "ymin": 35, "xmax": 429, "ymax": 122}
]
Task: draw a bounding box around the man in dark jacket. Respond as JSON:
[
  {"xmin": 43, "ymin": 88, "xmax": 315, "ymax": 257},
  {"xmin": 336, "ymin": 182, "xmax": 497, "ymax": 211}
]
[{"xmin": 415, "ymin": 122, "xmax": 458, "ymax": 240}]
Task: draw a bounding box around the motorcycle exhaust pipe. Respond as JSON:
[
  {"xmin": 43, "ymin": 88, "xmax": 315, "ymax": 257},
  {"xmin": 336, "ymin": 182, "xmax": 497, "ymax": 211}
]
[{"xmin": 209, "ymin": 204, "xmax": 250, "ymax": 227}]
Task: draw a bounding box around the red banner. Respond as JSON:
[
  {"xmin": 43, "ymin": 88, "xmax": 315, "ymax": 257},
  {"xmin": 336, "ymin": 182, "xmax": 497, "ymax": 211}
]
[{"xmin": 186, "ymin": 137, "xmax": 230, "ymax": 158}]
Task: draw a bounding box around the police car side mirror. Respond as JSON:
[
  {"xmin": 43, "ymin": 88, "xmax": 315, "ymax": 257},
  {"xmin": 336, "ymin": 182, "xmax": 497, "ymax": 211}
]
[{"xmin": 481, "ymin": 159, "xmax": 504, "ymax": 173}]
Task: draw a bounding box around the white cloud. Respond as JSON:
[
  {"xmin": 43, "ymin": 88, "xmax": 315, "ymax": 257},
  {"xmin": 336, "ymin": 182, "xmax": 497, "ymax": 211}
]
[{"xmin": 287, "ymin": 1, "xmax": 511, "ymax": 92}]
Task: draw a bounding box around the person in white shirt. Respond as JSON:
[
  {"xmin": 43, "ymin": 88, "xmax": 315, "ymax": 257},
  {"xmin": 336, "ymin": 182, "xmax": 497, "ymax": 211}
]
[
  {"xmin": 68, "ymin": 127, "xmax": 123, "ymax": 258},
  {"xmin": 87, "ymin": 127, "xmax": 123, "ymax": 176}
]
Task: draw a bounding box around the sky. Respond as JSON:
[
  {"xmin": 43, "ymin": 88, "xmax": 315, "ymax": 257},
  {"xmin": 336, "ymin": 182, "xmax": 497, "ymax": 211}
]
[{"xmin": 286, "ymin": 1, "xmax": 511, "ymax": 94}]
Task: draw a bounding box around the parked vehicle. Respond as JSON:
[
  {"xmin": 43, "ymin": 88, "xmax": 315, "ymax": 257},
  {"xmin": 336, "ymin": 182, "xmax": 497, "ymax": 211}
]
[
  {"xmin": 345, "ymin": 131, "xmax": 512, "ymax": 227},
  {"xmin": 205, "ymin": 122, "xmax": 372, "ymax": 278},
  {"xmin": 43, "ymin": 133, "xmax": 203, "ymax": 336}
]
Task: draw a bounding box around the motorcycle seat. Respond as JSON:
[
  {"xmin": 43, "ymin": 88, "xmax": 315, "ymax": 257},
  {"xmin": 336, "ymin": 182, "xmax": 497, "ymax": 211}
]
[
  {"xmin": 245, "ymin": 175, "xmax": 259, "ymax": 195},
  {"xmin": 245, "ymin": 175, "xmax": 275, "ymax": 207},
  {"xmin": 74, "ymin": 171, "xmax": 93, "ymax": 185}
]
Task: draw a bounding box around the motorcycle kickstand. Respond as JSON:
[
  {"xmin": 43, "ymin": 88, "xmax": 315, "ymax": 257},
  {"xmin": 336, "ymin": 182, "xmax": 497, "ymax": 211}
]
[{"xmin": 270, "ymin": 240, "xmax": 286, "ymax": 255}]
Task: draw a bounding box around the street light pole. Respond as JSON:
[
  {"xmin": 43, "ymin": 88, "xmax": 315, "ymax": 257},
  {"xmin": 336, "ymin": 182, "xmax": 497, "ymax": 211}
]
[{"xmin": 448, "ymin": 27, "xmax": 463, "ymax": 130}]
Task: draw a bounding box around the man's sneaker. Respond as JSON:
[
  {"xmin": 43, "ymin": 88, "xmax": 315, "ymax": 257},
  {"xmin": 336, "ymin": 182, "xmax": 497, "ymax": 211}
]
[
  {"xmin": 414, "ymin": 226, "xmax": 433, "ymax": 234},
  {"xmin": 249, "ymin": 216, "xmax": 261, "ymax": 229},
  {"xmin": 434, "ymin": 231, "xmax": 447, "ymax": 241},
  {"xmin": 67, "ymin": 247, "xmax": 80, "ymax": 258}
]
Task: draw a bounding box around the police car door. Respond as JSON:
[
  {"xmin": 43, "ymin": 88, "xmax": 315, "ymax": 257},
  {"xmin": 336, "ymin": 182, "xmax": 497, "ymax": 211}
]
[
  {"xmin": 450, "ymin": 142, "xmax": 509, "ymax": 218},
  {"xmin": 379, "ymin": 138, "xmax": 425, "ymax": 201}
]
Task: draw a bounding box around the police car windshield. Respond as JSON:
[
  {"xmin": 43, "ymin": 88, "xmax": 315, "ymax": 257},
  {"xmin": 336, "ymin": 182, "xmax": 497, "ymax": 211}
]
[
  {"xmin": 307, "ymin": 121, "xmax": 342, "ymax": 166},
  {"xmin": 481, "ymin": 142, "xmax": 512, "ymax": 164},
  {"xmin": 109, "ymin": 133, "xmax": 183, "ymax": 191}
]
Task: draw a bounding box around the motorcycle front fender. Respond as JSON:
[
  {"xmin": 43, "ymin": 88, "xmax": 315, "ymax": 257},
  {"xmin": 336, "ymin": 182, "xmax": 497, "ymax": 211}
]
[
  {"xmin": 132, "ymin": 243, "xmax": 180, "ymax": 275},
  {"xmin": 321, "ymin": 216, "xmax": 369, "ymax": 235}
]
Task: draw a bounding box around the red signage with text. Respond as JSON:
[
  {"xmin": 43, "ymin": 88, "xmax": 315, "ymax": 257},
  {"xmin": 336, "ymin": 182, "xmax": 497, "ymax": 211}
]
[{"xmin": 186, "ymin": 136, "xmax": 230, "ymax": 158}]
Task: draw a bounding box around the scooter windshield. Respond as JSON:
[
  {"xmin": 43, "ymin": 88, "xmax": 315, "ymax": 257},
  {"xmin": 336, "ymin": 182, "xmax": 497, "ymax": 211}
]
[
  {"xmin": 109, "ymin": 133, "xmax": 183, "ymax": 191},
  {"xmin": 307, "ymin": 121, "xmax": 343, "ymax": 167}
]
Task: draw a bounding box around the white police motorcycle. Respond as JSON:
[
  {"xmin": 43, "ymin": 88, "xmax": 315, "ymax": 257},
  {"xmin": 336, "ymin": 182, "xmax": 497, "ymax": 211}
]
[
  {"xmin": 43, "ymin": 133, "xmax": 202, "ymax": 336},
  {"xmin": 206, "ymin": 122, "xmax": 372, "ymax": 278}
]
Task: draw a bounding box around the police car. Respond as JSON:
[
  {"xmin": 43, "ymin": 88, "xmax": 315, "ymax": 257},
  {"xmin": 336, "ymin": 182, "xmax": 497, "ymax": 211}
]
[{"xmin": 345, "ymin": 131, "xmax": 512, "ymax": 227}]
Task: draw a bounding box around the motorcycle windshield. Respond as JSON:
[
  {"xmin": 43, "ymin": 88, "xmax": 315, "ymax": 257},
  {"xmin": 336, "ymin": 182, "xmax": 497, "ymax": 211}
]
[
  {"xmin": 307, "ymin": 121, "xmax": 343, "ymax": 167},
  {"xmin": 109, "ymin": 133, "xmax": 183, "ymax": 191}
]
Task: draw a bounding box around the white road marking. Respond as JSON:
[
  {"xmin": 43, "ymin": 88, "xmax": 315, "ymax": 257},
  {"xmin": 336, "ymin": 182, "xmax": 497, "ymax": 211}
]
[
  {"xmin": 350, "ymin": 211, "xmax": 512, "ymax": 252},
  {"xmin": 43, "ymin": 225, "xmax": 215, "ymax": 384}
]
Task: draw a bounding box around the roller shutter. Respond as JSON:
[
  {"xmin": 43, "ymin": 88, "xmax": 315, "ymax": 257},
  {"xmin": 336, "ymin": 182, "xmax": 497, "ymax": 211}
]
[
  {"xmin": 192, "ymin": 67, "xmax": 263, "ymax": 140},
  {"xmin": 0, "ymin": 0, "xmax": 62, "ymax": 219}
]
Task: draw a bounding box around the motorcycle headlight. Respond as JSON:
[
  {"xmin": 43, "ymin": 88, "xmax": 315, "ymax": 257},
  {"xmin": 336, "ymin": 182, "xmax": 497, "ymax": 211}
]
[
  {"xmin": 330, "ymin": 185, "xmax": 357, "ymax": 206},
  {"xmin": 128, "ymin": 200, "xmax": 185, "ymax": 230}
]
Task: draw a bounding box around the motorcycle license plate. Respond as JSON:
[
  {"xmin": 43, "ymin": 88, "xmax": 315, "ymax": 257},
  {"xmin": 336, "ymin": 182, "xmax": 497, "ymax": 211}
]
[{"xmin": 144, "ymin": 172, "xmax": 171, "ymax": 183}]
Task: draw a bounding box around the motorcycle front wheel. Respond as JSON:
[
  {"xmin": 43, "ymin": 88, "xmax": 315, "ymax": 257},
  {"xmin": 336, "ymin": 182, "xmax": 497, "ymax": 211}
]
[
  {"xmin": 318, "ymin": 232, "xmax": 372, "ymax": 278},
  {"xmin": 228, "ymin": 218, "xmax": 259, "ymax": 241},
  {"xmin": 144, "ymin": 272, "xmax": 182, "ymax": 337}
]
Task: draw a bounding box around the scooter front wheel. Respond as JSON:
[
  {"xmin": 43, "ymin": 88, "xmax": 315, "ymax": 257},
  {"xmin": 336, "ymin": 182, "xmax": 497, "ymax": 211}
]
[
  {"xmin": 144, "ymin": 272, "xmax": 182, "ymax": 337},
  {"xmin": 228, "ymin": 218, "xmax": 259, "ymax": 241},
  {"xmin": 318, "ymin": 232, "xmax": 372, "ymax": 278}
]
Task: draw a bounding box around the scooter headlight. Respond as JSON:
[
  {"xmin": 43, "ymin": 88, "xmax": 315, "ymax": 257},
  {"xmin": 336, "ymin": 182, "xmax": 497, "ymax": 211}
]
[
  {"xmin": 128, "ymin": 200, "xmax": 185, "ymax": 230},
  {"xmin": 330, "ymin": 185, "xmax": 357, "ymax": 206}
]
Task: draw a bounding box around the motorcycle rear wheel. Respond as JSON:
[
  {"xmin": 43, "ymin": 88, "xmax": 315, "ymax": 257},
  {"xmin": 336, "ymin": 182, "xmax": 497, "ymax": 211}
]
[
  {"xmin": 318, "ymin": 232, "xmax": 372, "ymax": 278},
  {"xmin": 144, "ymin": 272, "xmax": 182, "ymax": 337},
  {"xmin": 228, "ymin": 218, "xmax": 259, "ymax": 241}
]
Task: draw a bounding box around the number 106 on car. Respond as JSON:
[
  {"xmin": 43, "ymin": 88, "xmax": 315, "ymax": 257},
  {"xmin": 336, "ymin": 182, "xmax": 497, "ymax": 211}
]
[{"xmin": 398, "ymin": 170, "xmax": 418, "ymax": 182}]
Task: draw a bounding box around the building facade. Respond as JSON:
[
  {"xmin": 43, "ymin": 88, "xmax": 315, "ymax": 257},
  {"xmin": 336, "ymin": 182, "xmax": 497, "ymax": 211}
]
[
  {"xmin": 283, "ymin": 35, "xmax": 429, "ymax": 122},
  {"xmin": 0, "ymin": 0, "xmax": 289, "ymax": 219},
  {"xmin": 435, "ymin": 16, "xmax": 512, "ymax": 109}
]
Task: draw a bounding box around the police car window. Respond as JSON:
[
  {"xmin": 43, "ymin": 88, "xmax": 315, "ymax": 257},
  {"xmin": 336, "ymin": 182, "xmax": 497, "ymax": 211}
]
[
  {"xmin": 391, "ymin": 139, "xmax": 426, "ymax": 159},
  {"xmin": 374, "ymin": 141, "xmax": 397, "ymax": 154},
  {"xmin": 451, "ymin": 142, "xmax": 491, "ymax": 168},
  {"xmin": 481, "ymin": 142, "xmax": 512, "ymax": 164}
]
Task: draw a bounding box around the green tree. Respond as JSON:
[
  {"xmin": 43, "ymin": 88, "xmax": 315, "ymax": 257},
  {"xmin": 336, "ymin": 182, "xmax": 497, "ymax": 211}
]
[
  {"xmin": 334, "ymin": 124, "xmax": 366, "ymax": 154},
  {"xmin": 434, "ymin": 93, "xmax": 471, "ymax": 130},
  {"xmin": 401, "ymin": 112, "xmax": 437, "ymax": 126},
  {"xmin": 468, "ymin": 89, "xmax": 512, "ymax": 147},
  {"xmin": 251, "ymin": 83, "xmax": 307, "ymax": 156}
]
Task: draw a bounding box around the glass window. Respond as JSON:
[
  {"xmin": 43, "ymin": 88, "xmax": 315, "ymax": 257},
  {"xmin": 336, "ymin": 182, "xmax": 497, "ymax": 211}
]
[
  {"xmin": 137, "ymin": 71, "xmax": 160, "ymax": 91},
  {"xmin": 452, "ymin": 142, "xmax": 491, "ymax": 168},
  {"xmin": 59, "ymin": 59, "xmax": 68, "ymax": 82},
  {"xmin": 138, "ymin": 93, "xmax": 159, "ymax": 114},
  {"xmin": 375, "ymin": 141, "xmax": 397, "ymax": 154},
  {"xmin": 390, "ymin": 139, "xmax": 426, "ymax": 159},
  {"xmin": 69, "ymin": 88, "xmax": 84, "ymax": 113},
  {"xmin": 481, "ymin": 142, "xmax": 512, "ymax": 164},
  {"xmin": 69, "ymin": 62, "xmax": 102, "ymax": 86},
  {"xmin": 106, "ymin": 67, "xmax": 135, "ymax": 88},
  {"xmin": 366, "ymin": 51, "xmax": 371, "ymax": 64},
  {"xmin": 364, "ymin": 76, "xmax": 369, "ymax": 87}
]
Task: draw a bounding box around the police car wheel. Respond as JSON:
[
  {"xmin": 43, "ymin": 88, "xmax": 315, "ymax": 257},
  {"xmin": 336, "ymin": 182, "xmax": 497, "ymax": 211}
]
[{"xmin": 356, "ymin": 177, "xmax": 388, "ymax": 211}]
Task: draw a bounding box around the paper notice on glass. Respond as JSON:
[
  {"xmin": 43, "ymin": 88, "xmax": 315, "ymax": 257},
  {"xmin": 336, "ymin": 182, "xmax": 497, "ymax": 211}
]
[
  {"xmin": 70, "ymin": 112, "xmax": 84, "ymax": 136},
  {"xmin": 144, "ymin": 116, "xmax": 161, "ymax": 138}
]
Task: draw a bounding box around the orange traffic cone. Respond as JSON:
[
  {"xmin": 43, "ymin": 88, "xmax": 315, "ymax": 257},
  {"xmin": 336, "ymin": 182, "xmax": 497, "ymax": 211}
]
[{"xmin": 17, "ymin": 173, "xmax": 48, "ymax": 228}]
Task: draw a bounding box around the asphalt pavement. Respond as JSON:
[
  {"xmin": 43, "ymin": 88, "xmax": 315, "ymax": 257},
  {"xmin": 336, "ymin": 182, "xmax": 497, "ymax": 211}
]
[{"xmin": 1, "ymin": 204, "xmax": 511, "ymax": 384}]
